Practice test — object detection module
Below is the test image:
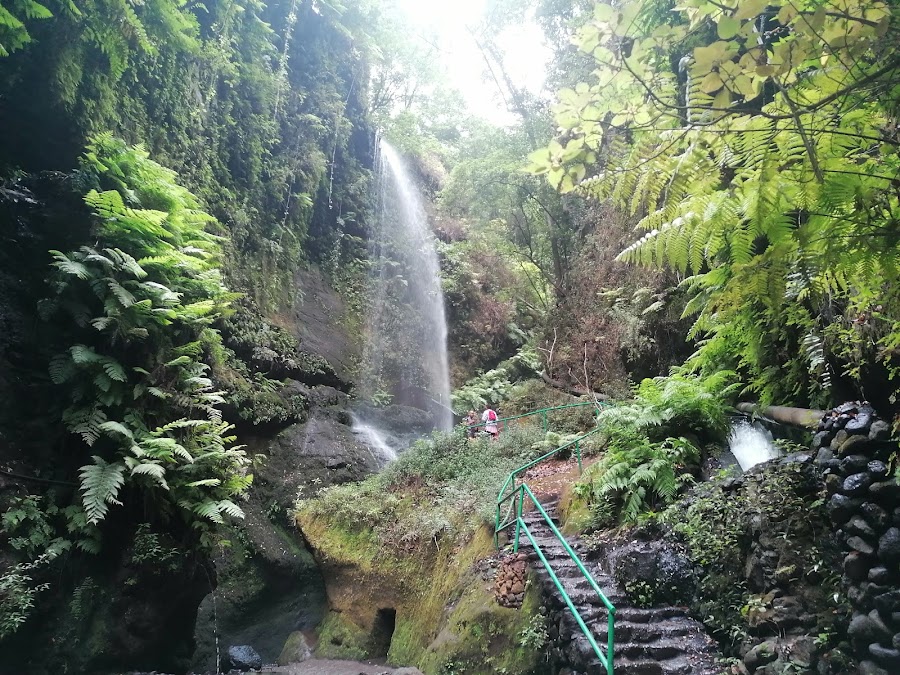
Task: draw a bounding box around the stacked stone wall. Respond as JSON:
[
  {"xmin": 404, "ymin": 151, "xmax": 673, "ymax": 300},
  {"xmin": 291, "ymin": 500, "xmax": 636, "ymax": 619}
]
[{"xmin": 816, "ymin": 402, "xmax": 899, "ymax": 674}]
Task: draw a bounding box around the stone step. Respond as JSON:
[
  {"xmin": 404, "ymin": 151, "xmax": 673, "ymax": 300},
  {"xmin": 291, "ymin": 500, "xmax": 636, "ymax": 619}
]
[
  {"xmin": 530, "ymin": 553, "xmax": 599, "ymax": 571},
  {"xmin": 521, "ymin": 514, "xmax": 560, "ymax": 526},
  {"xmin": 571, "ymin": 618, "xmax": 699, "ymax": 644},
  {"xmin": 519, "ymin": 495, "xmax": 722, "ymax": 675},
  {"xmin": 578, "ymin": 651, "xmax": 718, "ymax": 675},
  {"xmin": 611, "ymin": 606, "xmax": 692, "ymax": 623},
  {"xmin": 614, "ymin": 653, "xmax": 721, "ymax": 675},
  {"xmin": 571, "ymin": 631, "xmax": 705, "ymax": 659}
]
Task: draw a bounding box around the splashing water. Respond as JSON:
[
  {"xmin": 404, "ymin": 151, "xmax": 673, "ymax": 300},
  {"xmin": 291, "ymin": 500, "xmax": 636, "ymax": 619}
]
[
  {"xmin": 358, "ymin": 139, "xmax": 453, "ymax": 435},
  {"xmin": 351, "ymin": 415, "xmax": 397, "ymax": 462},
  {"xmin": 728, "ymin": 420, "xmax": 780, "ymax": 470}
]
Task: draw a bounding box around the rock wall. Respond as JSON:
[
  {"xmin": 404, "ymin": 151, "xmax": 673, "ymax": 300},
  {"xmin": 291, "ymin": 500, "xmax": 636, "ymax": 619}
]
[
  {"xmin": 815, "ymin": 402, "xmax": 900, "ymax": 674},
  {"xmin": 192, "ymin": 385, "xmax": 387, "ymax": 671},
  {"xmin": 295, "ymin": 520, "xmax": 547, "ymax": 674},
  {"xmin": 494, "ymin": 552, "xmax": 529, "ymax": 608},
  {"xmin": 601, "ymin": 446, "xmax": 851, "ymax": 673}
]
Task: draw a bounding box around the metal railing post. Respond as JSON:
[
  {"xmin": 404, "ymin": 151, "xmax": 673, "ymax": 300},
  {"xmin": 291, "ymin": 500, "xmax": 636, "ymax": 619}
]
[
  {"xmin": 513, "ymin": 484, "xmax": 525, "ymax": 552},
  {"xmin": 576, "ymin": 440, "xmax": 582, "ymax": 474},
  {"xmin": 541, "ymin": 411, "xmax": 548, "ymax": 431},
  {"xmin": 607, "ymin": 612, "xmax": 615, "ymax": 675}
]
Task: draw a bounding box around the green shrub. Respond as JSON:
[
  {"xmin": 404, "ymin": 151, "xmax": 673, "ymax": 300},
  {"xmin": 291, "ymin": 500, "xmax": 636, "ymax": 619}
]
[
  {"xmin": 573, "ymin": 433, "xmax": 699, "ymax": 526},
  {"xmin": 598, "ymin": 370, "xmax": 739, "ymax": 444},
  {"xmin": 297, "ymin": 426, "xmax": 544, "ymax": 551},
  {"xmin": 569, "ymin": 371, "xmax": 737, "ymax": 527},
  {"xmin": 0, "ymin": 554, "xmax": 52, "ymax": 640}
]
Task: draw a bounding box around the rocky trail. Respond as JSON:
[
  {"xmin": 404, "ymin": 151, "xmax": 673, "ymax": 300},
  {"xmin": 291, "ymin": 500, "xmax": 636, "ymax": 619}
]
[
  {"xmin": 518, "ymin": 495, "xmax": 722, "ymax": 675},
  {"xmin": 262, "ymin": 660, "xmax": 420, "ymax": 674}
]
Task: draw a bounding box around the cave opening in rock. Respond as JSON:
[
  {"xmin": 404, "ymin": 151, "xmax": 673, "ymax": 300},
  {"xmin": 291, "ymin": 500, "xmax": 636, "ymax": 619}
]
[{"xmin": 372, "ymin": 607, "xmax": 397, "ymax": 656}]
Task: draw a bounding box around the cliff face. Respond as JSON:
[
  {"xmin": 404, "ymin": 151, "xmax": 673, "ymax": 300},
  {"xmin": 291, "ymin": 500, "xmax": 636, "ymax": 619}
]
[
  {"xmin": 295, "ymin": 516, "xmax": 547, "ymax": 674},
  {"xmin": 0, "ymin": 1, "xmax": 383, "ymax": 669}
]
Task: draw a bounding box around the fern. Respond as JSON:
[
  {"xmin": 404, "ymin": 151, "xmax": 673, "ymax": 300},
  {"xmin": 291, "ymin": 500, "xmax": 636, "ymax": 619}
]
[
  {"xmin": 42, "ymin": 137, "xmax": 250, "ymax": 538},
  {"xmin": 576, "ymin": 434, "xmax": 699, "ymax": 526},
  {"xmin": 78, "ymin": 457, "xmax": 125, "ymax": 524},
  {"xmin": 535, "ymin": 0, "xmax": 899, "ymax": 409}
]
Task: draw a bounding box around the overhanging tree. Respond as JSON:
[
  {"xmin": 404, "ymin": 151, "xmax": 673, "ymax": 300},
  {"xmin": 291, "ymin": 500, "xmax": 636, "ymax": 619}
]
[{"xmin": 530, "ymin": 0, "xmax": 899, "ymax": 409}]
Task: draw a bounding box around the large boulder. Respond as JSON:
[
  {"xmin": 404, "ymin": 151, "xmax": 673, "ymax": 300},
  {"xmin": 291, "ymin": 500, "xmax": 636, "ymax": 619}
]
[
  {"xmin": 226, "ymin": 644, "xmax": 262, "ymax": 671},
  {"xmin": 612, "ymin": 538, "xmax": 696, "ymax": 606}
]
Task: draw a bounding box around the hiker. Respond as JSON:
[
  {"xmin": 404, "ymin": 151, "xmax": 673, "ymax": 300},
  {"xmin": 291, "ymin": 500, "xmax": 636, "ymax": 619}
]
[
  {"xmin": 482, "ymin": 405, "xmax": 499, "ymax": 440},
  {"xmin": 464, "ymin": 410, "xmax": 478, "ymax": 439}
]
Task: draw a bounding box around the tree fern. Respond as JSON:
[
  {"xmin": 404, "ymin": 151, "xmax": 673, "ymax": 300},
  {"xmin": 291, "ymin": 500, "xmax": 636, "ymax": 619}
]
[{"xmin": 532, "ymin": 0, "xmax": 899, "ymax": 408}]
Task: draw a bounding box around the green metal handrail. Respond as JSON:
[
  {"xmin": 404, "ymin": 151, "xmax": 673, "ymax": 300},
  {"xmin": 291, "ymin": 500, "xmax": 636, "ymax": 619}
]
[
  {"xmin": 466, "ymin": 400, "xmax": 607, "ymax": 433},
  {"xmin": 490, "ymin": 408, "xmax": 615, "ymax": 673},
  {"xmin": 496, "ymin": 426, "xmax": 603, "ymax": 515},
  {"xmin": 504, "ymin": 483, "xmax": 615, "ymax": 675}
]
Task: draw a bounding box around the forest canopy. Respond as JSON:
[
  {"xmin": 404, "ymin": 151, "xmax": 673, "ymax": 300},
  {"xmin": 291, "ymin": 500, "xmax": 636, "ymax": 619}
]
[{"xmin": 529, "ymin": 0, "xmax": 900, "ymax": 411}]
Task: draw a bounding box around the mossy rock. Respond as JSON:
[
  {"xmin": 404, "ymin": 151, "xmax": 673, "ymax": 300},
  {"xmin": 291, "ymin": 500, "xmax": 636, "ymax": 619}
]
[
  {"xmin": 415, "ymin": 574, "xmax": 545, "ymax": 675},
  {"xmin": 316, "ymin": 613, "xmax": 371, "ymax": 660},
  {"xmin": 278, "ymin": 630, "xmax": 313, "ymax": 665},
  {"xmin": 300, "ymin": 517, "xmax": 547, "ymax": 674}
]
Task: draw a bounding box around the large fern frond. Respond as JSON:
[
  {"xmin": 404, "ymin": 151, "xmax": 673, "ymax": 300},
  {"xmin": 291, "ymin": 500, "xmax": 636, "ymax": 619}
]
[{"xmin": 79, "ymin": 457, "xmax": 125, "ymax": 524}]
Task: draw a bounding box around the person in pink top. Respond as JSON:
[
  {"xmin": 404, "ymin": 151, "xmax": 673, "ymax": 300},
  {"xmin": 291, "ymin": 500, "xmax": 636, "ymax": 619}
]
[{"xmin": 482, "ymin": 405, "xmax": 499, "ymax": 440}]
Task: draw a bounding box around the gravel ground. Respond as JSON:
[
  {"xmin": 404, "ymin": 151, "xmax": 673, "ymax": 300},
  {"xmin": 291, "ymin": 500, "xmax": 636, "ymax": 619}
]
[{"xmin": 261, "ymin": 659, "xmax": 401, "ymax": 675}]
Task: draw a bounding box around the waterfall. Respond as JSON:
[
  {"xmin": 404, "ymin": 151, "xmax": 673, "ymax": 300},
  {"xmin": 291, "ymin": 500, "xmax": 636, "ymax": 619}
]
[
  {"xmin": 728, "ymin": 419, "xmax": 780, "ymax": 470},
  {"xmin": 355, "ymin": 139, "xmax": 453, "ymax": 452}
]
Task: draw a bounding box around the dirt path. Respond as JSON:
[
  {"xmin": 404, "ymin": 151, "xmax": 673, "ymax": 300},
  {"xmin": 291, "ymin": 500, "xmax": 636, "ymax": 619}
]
[
  {"xmin": 520, "ymin": 455, "xmax": 596, "ymax": 503},
  {"xmin": 262, "ymin": 658, "xmax": 410, "ymax": 674}
]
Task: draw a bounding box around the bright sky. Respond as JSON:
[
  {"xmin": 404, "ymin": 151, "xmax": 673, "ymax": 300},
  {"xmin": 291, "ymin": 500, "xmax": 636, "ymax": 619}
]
[{"xmin": 393, "ymin": 0, "xmax": 552, "ymax": 125}]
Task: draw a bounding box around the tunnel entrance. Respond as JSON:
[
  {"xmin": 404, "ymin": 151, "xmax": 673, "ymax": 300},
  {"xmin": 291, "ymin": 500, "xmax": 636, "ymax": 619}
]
[{"xmin": 372, "ymin": 607, "xmax": 397, "ymax": 657}]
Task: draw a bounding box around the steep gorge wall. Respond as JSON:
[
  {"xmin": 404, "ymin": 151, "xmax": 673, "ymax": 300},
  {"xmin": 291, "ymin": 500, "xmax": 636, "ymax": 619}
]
[{"xmin": 0, "ymin": 3, "xmax": 381, "ymax": 670}]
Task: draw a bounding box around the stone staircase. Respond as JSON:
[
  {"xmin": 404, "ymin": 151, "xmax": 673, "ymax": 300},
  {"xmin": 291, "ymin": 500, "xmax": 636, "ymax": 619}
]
[{"xmin": 519, "ymin": 500, "xmax": 721, "ymax": 675}]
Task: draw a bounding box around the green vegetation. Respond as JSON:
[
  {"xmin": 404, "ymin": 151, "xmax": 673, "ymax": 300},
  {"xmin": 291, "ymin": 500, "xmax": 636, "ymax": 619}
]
[
  {"xmin": 0, "ymin": 555, "xmax": 51, "ymax": 640},
  {"xmin": 451, "ymin": 348, "xmax": 542, "ymax": 413},
  {"xmin": 569, "ymin": 371, "xmax": 738, "ymax": 525},
  {"xmin": 0, "ymin": 0, "xmax": 377, "ymax": 307},
  {"xmin": 1, "ymin": 0, "xmax": 899, "ymax": 669},
  {"xmin": 42, "ymin": 135, "xmax": 250, "ymax": 536},
  {"xmin": 659, "ymin": 461, "xmax": 846, "ymax": 652},
  {"xmin": 531, "ymin": 0, "xmax": 900, "ymax": 411},
  {"xmin": 298, "ymin": 426, "xmax": 546, "ymax": 546}
]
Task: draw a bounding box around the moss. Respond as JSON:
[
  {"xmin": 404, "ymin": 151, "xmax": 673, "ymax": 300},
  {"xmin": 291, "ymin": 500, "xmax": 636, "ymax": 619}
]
[
  {"xmin": 558, "ymin": 483, "xmax": 594, "ymax": 536},
  {"xmin": 300, "ymin": 513, "xmax": 546, "ymax": 674},
  {"xmin": 415, "ymin": 572, "xmax": 545, "ymax": 675},
  {"xmin": 297, "ymin": 510, "xmax": 418, "ymax": 578},
  {"xmin": 316, "ymin": 612, "xmax": 371, "ymax": 660},
  {"xmin": 271, "ymin": 521, "xmax": 317, "ymax": 567}
]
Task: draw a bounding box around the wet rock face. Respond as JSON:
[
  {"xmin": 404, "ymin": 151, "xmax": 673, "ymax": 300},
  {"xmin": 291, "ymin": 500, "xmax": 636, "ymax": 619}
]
[
  {"xmin": 226, "ymin": 644, "xmax": 262, "ymax": 671},
  {"xmin": 193, "ymin": 390, "xmax": 383, "ymax": 673},
  {"xmin": 612, "ymin": 539, "xmax": 696, "ymax": 607},
  {"xmin": 250, "ymin": 403, "xmax": 386, "ymax": 506},
  {"xmin": 815, "ymin": 401, "xmax": 900, "ymax": 673}
]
